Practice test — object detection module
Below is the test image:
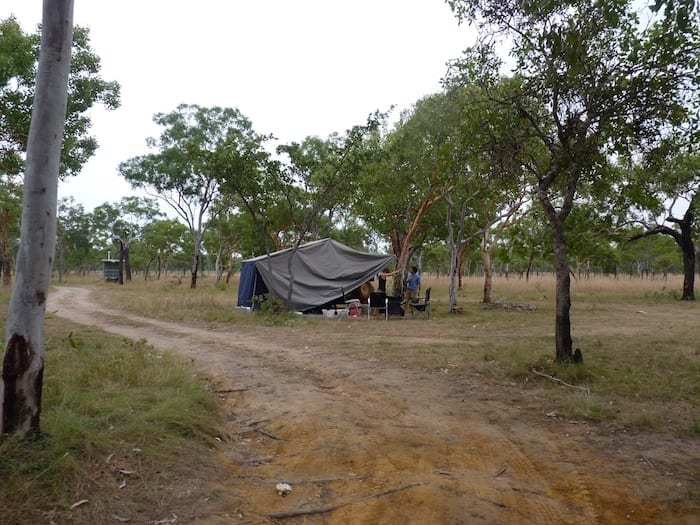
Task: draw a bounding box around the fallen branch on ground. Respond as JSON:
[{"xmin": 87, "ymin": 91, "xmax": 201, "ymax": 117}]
[
  {"xmin": 268, "ymin": 482, "xmax": 422, "ymax": 519},
  {"xmin": 255, "ymin": 427, "xmax": 284, "ymax": 440},
  {"xmin": 215, "ymin": 387, "xmax": 253, "ymax": 393},
  {"xmin": 640, "ymin": 453, "xmax": 656, "ymax": 470},
  {"xmin": 531, "ymin": 368, "xmax": 590, "ymax": 394}
]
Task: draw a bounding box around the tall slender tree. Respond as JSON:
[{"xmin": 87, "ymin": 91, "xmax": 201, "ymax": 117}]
[
  {"xmin": 120, "ymin": 105, "xmax": 255, "ymax": 288},
  {"xmin": 274, "ymin": 121, "xmax": 379, "ymax": 309},
  {"xmin": 1, "ymin": 0, "xmax": 74, "ymax": 437},
  {"xmin": 56, "ymin": 197, "xmax": 93, "ymax": 281}
]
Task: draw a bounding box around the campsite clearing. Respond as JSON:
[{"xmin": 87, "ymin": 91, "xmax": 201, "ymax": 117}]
[{"xmin": 45, "ymin": 277, "xmax": 699, "ymax": 523}]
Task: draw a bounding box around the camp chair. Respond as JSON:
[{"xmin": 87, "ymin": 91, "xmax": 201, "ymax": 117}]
[
  {"xmin": 386, "ymin": 295, "xmax": 405, "ymax": 319},
  {"xmin": 367, "ymin": 292, "xmax": 388, "ymax": 320},
  {"xmin": 409, "ymin": 287, "xmax": 431, "ymax": 319}
]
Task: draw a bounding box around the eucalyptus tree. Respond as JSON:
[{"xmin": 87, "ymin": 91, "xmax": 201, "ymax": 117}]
[
  {"xmin": 564, "ymin": 201, "xmax": 619, "ymax": 277},
  {"xmin": 203, "ymin": 202, "xmax": 243, "ymax": 283},
  {"xmin": 120, "ymin": 105, "xmax": 257, "ymax": 288},
  {"xmin": 499, "ymin": 206, "xmax": 552, "ymax": 280},
  {"xmin": 619, "ymin": 227, "xmax": 682, "ymax": 277},
  {"xmin": 276, "ymin": 135, "xmax": 352, "ymax": 243},
  {"xmin": 0, "ymin": 181, "xmax": 21, "ymax": 287},
  {"xmin": 1, "ymin": 0, "xmax": 74, "ymax": 437},
  {"xmin": 425, "ymin": 88, "xmax": 494, "ymax": 308},
  {"xmin": 354, "ymin": 98, "xmax": 457, "ymax": 295},
  {"xmin": 140, "ymin": 218, "xmax": 190, "ymax": 280},
  {"xmin": 274, "ymin": 121, "xmax": 379, "ymax": 308},
  {"xmin": 92, "ymin": 197, "xmax": 163, "ymax": 283},
  {"xmin": 56, "ymin": 197, "xmax": 94, "ymax": 280},
  {"xmin": 328, "ymin": 214, "xmax": 375, "ymax": 252},
  {"xmin": 446, "ymin": 0, "xmax": 700, "ymax": 361},
  {"xmin": 209, "ymin": 120, "xmax": 284, "ymax": 257},
  {"xmin": 442, "ymin": 82, "xmax": 534, "ymax": 306},
  {"xmin": 0, "ymin": 17, "xmax": 120, "ymax": 177}
]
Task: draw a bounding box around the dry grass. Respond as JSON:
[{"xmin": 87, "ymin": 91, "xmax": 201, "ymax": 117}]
[
  {"xmin": 73, "ymin": 271, "xmax": 699, "ymax": 434},
  {"xmin": 68, "ymin": 271, "xmax": 689, "ymax": 320}
]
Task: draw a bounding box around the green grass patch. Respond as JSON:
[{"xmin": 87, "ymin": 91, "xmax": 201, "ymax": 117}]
[
  {"xmin": 0, "ymin": 314, "xmax": 223, "ymax": 523},
  {"xmin": 468, "ymin": 330, "xmax": 700, "ymax": 431}
]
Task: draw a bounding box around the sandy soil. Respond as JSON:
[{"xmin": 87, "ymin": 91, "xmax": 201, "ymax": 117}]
[{"xmin": 47, "ymin": 286, "xmax": 699, "ymax": 524}]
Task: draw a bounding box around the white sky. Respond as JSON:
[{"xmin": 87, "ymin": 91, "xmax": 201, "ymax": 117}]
[{"xmin": 4, "ymin": 1, "xmax": 475, "ymax": 212}]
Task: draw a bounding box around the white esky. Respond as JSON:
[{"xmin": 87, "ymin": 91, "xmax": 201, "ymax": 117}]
[{"xmin": 4, "ymin": 1, "xmax": 475, "ymax": 212}]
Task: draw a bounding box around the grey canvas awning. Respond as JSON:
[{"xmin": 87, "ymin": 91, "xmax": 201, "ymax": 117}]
[{"xmin": 237, "ymin": 238, "xmax": 395, "ymax": 312}]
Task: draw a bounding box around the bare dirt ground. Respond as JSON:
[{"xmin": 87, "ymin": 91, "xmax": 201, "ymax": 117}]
[{"xmin": 48, "ymin": 286, "xmax": 698, "ymax": 524}]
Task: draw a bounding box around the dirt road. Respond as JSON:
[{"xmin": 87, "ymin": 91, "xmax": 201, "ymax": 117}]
[{"xmin": 48, "ymin": 286, "xmax": 698, "ymax": 524}]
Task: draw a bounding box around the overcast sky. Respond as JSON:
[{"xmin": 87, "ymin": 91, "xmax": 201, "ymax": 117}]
[{"xmin": 4, "ymin": 1, "xmax": 475, "ymax": 212}]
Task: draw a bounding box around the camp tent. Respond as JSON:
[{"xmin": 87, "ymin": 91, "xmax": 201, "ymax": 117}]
[{"xmin": 237, "ymin": 238, "xmax": 395, "ymax": 312}]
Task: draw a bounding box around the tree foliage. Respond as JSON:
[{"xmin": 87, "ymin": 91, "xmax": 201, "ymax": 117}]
[
  {"xmin": 1, "ymin": 15, "xmax": 120, "ymax": 287},
  {"xmin": 0, "ymin": 16, "xmax": 120, "ymax": 178},
  {"xmin": 92, "ymin": 197, "xmax": 162, "ymax": 283},
  {"xmin": 446, "ymin": 0, "xmax": 700, "ymax": 360},
  {"xmin": 353, "ymin": 100, "xmax": 456, "ymax": 294},
  {"xmin": 119, "ymin": 104, "xmax": 259, "ymax": 288}
]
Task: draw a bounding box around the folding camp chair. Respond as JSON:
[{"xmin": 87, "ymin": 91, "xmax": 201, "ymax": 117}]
[
  {"xmin": 386, "ymin": 295, "xmax": 405, "ymax": 318},
  {"xmin": 367, "ymin": 292, "xmax": 388, "ymax": 320},
  {"xmin": 409, "ymin": 287, "xmax": 431, "ymax": 319}
]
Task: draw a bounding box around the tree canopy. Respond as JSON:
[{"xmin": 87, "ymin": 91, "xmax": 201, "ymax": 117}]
[
  {"xmin": 445, "ymin": 0, "xmax": 700, "ymax": 360},
  {"xmin": 0, "ymin": 16, "xmax": 120, "ymax": 178}
]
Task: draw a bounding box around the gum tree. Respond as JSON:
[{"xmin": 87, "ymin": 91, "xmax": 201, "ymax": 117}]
[
  {"xmin": 92, "ymin": 197, "xmax": 163, "ymax": 284},
  {"xmin": 274, "ymin": 122, "xmax": 379, "ymax": 309},
  {"xmin": 447, "ymin": 0, "xmax": 700, "ymax": 361},
  {"xmin": 1, "ymin": 0, "xmax": 74, "ymax": 437},
  {"xmin": 120, "ymin": 105, "xmax": 258, "ymax": 288},
  {"xmin": 354, "ymin": 101, "xmax": 455, "ymax": 294},
  {"xmin": 56, "ymin": 197, "xmax": 93, "ymax": 280}
]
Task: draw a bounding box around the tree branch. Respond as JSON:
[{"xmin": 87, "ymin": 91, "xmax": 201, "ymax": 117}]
[{"xmin": 629, "ymin": 224, "xmax": 680, "ymax": 242}]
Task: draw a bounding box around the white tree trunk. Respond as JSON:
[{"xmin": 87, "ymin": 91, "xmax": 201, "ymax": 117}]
[
  {"xmin": 481, "ymin": 231, "xmax": 493, "ymax": 304},
  {"xmin": 1, "ymin": 0, "xmax": 74, "ymax": 436}
]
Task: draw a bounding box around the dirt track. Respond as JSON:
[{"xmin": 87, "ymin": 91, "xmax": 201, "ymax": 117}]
[{"xmin": 48, "ymin": 286, "xmax": 698, "ymax": 524}]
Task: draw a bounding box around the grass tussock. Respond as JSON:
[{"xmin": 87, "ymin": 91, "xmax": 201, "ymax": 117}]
[{"xmin": 0, "ymin": 309, "xmax": 223, "ymax": 524}]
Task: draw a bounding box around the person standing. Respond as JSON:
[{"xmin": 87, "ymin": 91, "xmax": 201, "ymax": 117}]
[
  {"xmin": 376, "ymin": 267, "xmax": 400, "ymax": 293},
  {"xmin": 404, "ymin": 266, "xmax": 421, "ymax": 303}
]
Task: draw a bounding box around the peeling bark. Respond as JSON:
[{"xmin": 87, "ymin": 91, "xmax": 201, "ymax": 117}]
[{"xmin": 2, "ymin": 334, "xmax": 43, "ymax": 435}]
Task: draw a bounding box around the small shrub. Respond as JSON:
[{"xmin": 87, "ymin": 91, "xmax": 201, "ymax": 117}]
[
  {"xmin": 644, "ymin": 288, "xmax": 680, "ymax": 302},
  {"xmin": 251, "ymin": 293, "xmax": 287, "ymax": 315}
]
